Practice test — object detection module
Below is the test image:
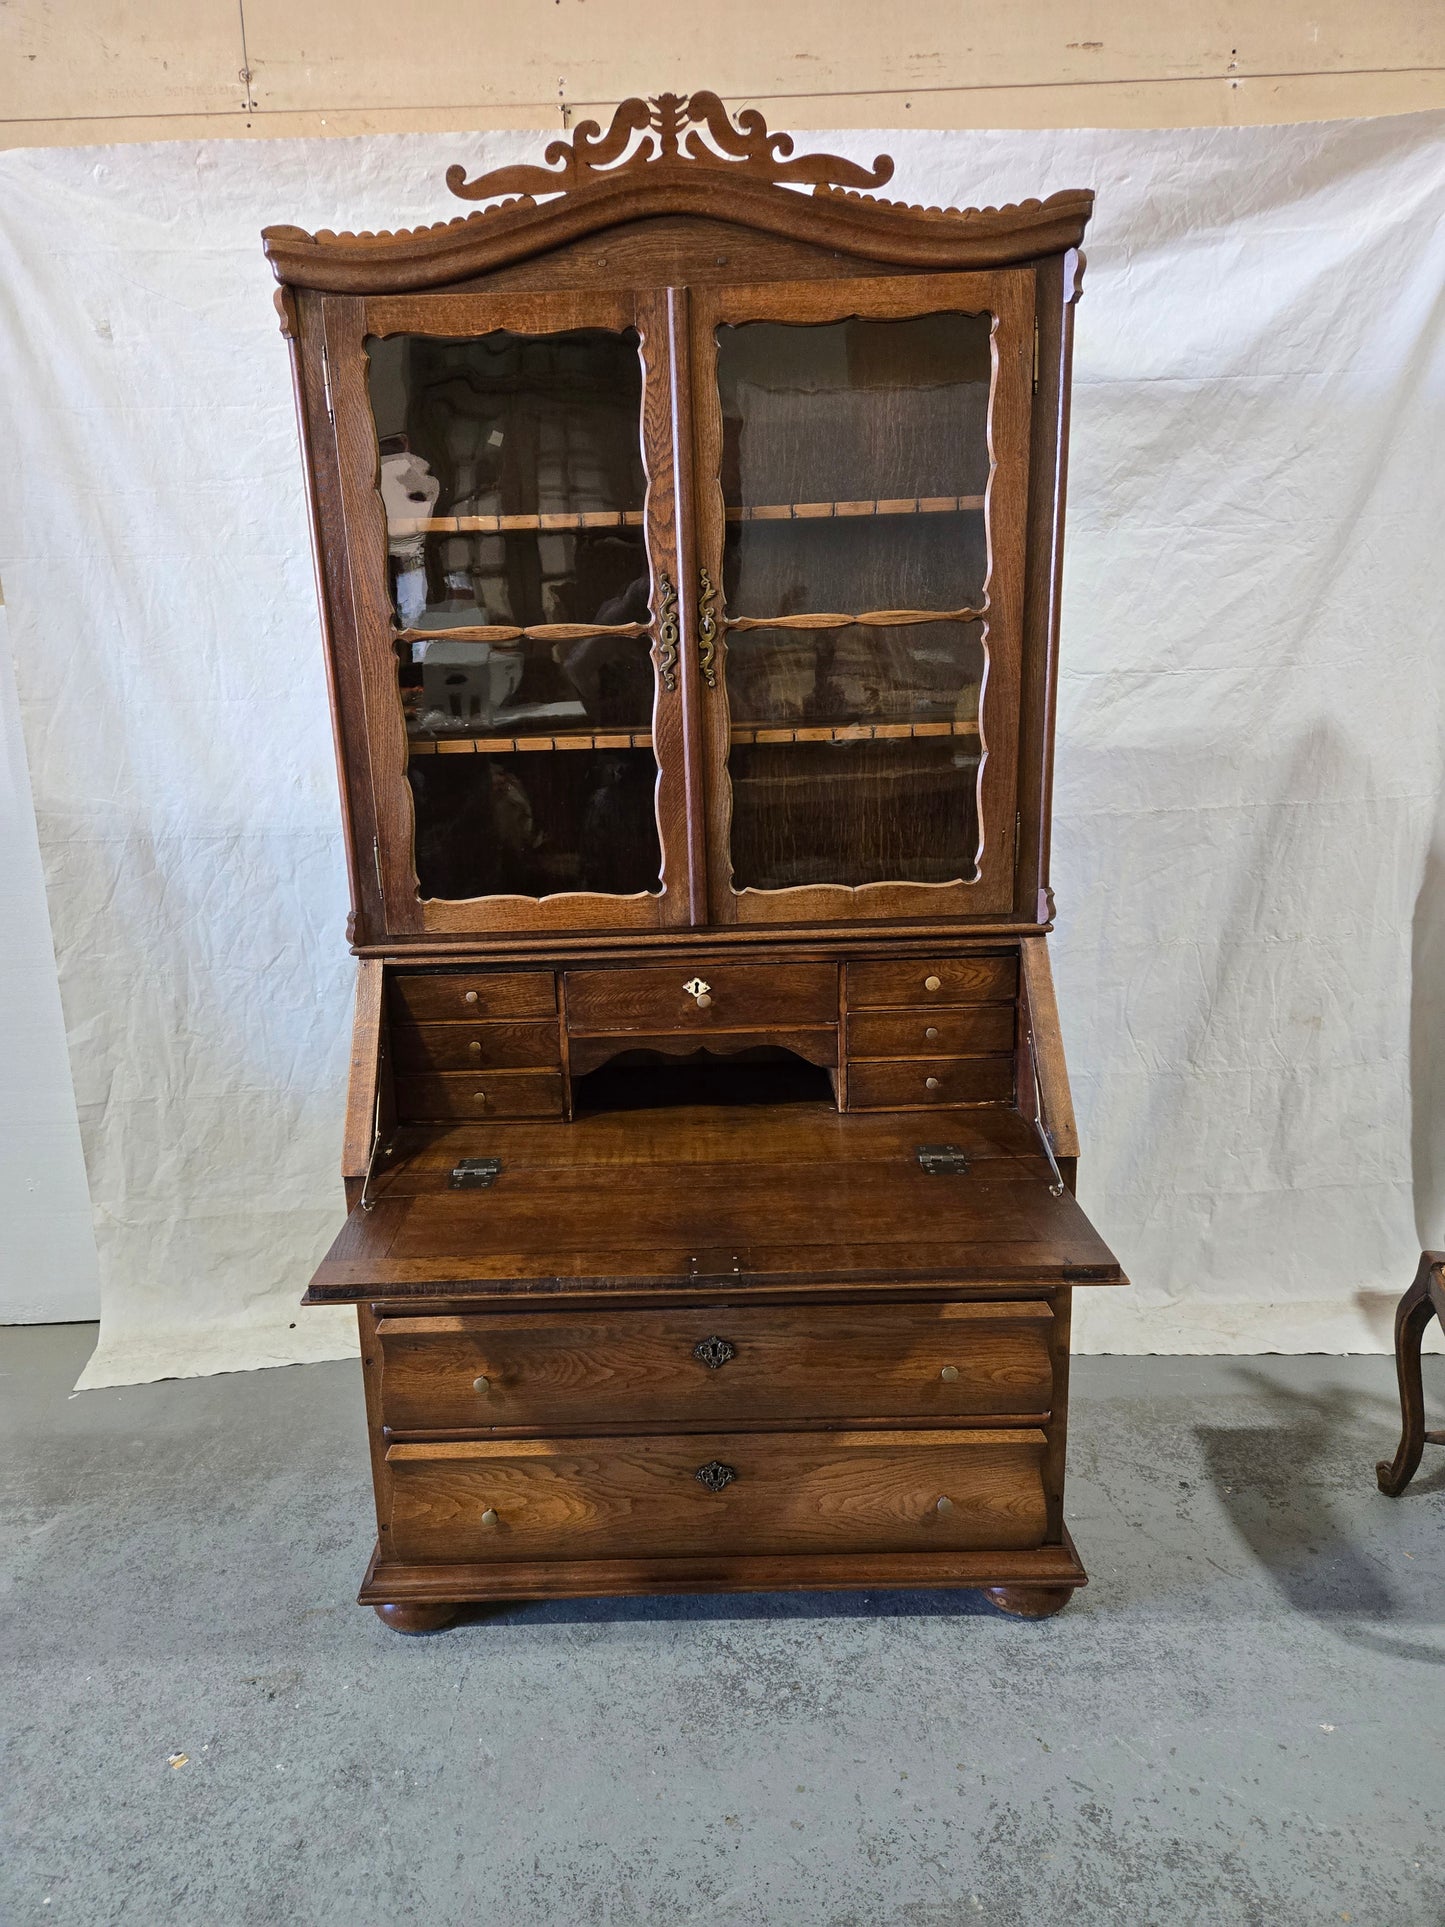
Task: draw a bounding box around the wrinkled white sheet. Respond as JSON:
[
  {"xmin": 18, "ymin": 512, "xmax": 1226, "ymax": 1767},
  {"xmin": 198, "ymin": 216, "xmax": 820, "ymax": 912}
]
[{"xmin": 0, "ymin": 115, "xmax": 1440, "ymax": 1385}]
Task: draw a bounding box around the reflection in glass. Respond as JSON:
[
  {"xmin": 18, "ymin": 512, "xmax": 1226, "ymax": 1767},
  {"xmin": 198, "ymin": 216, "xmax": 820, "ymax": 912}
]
[
  {"xmin": 717, "ymin": 310, "xmax": 994, "ymax": 893},
  {"xmin": 725, "ymin": 620, "xmax": 983, "ymax": 731},
  {"xmin": 409, "ymin": 750, "xmax": 661, "ymax": 901}
]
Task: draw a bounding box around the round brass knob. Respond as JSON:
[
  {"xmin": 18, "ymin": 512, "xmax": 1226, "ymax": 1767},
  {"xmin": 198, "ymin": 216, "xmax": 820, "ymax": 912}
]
[
  {"xmin": 935, "ymin": 1496, "xmax": 954, "ymax": 1515},
  {"xmin": 925, "ymin": 1076, "xmax": 941, "ymax": 1091},
  {"xmin": 940, "ymin": 1365, "xmax": 959, "ymax": 1382},
  {"xmin": 464, "ymin": 990, "xmax": 479, "ymax": 1005},
  {"xmin": 925, "ymin": 1026, "xmax": 939, "ymax": 1041},
  {"xmin": 468, "ymin": 1040, "xmax": 482, "ymax": 1055},
  {"xmin": 472, "ymin": 1375, "xmax": 490, "ymax": 1393},
  {"xmin": 472, "ymin": 1091, "xmax": 488, "ymax": 1104},
  {"xmin": 480, "ymin": 1507, "xmax": 499, "ymax": 1527},
  {"xmin": 924, "ymin": 974, "xmax": 942, "ymax": 992}
]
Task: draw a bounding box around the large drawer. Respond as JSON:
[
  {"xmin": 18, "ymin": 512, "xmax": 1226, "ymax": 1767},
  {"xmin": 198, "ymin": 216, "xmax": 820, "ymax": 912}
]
[
  {"xmin": 847, "ymin": 1056, "xmax": 1014, "ymax": 1110},
  {"xmin": 391, "ymin": 1020, "xmax": 561, "ymax": 1073},
  {"xmin": 389, "ymin": 971, "xmax": 556, "ymax": 1024},
  {"xmin": 565, "ymin": 962, "xmax": 837, "ymax": 1032},
  {"xmin": 847, "ymin": 956, "xmax": 1017, "ymax": 1008},
  {"xmin": 376, "ymin": 1302, "xmax": 1055, "ymax": 1432},
  {"xmin": 384, "ymin": 1428, "xmax": 1049, "ymax": 1562}
]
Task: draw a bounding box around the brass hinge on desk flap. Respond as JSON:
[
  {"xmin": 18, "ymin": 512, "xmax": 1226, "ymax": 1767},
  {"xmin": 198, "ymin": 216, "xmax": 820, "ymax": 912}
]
[
  {"xmin": 917, "ymin": 1144, "xmax": 970, "ymax": 1176},
  {"xmin": 450, "ymin": 1157, "xmax": 502, "ymax": 1190},
  {"xmin": 358, "ymin": 1093, "xmax": 394, "ymax": 1213},
  {"xmin": 1027, "ymin": 1043, "xmax": 1067, "ymax": 1197}
]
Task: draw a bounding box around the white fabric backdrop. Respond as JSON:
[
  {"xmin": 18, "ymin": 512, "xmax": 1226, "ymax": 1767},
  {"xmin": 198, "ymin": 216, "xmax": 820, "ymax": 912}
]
[{"xmin": 0, "ymin": 115, "xmax": 1440, "ymax": 1386}]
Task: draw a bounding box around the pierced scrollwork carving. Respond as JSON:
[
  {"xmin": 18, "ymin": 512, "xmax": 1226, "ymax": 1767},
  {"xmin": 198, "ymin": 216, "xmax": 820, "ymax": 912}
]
[
  {"xmin": 655, "ymin": 571, "xmax": 680, "ymax": 693},
  {"xmin": 694, "ymin": 1459, "xmax": 737, "ymax": 1494},
  {"xmin": 446, "ymin": 91, "xmax": 893, "ymax": 206},
  {"xmin": 693, "ymin": 1335, "xmax": 736, "ymax": 1370}
]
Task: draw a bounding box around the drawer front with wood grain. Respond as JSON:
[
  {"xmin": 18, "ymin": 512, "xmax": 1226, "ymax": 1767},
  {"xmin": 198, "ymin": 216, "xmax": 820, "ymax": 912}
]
[
  {"xmin": 847, "ymin": 956, "xmax": 1017, "ymax": 1009},
  {"xmin": 847, "ymin": 1056, "xmax": 1014, "ymax": 1110},
  {"xmin": 384, "ymin": 1428, "xmax": 1049, "ymax": 1563},
  {"xmin": 389, "ymin": 971, "xmax": 556, "ymax": 1025},
  {"xmin": 847, "ymin": 1005, "xmax": 1015, "ymax": 1059},
  {"xmin": 376, "ymin": 1302, "xmax": 1055, "ymax": 1433},
  {"xmin": 391, "ymin": 1021, "xmax": 561, "ymax": 1073},
  {"xmin": 565, "ymin": 962, "xmax": 838, "ymax": 1033},
  {"xmin": 393, "ymin": 1070, "xmax": 564, "ymax": 1121}
]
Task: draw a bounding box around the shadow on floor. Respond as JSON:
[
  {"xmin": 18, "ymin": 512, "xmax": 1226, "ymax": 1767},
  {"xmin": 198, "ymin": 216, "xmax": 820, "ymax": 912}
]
[
  {"xmin": 1197, "ymin": 1362, "xmax": 1445, "ymax": 1663},
  {"xmin": 440, "ymin": 1585, "xmax": 1010, "ymax": 1630}
]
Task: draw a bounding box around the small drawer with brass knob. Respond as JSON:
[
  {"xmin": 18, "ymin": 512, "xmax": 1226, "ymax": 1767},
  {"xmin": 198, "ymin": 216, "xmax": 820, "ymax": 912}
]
[
  {"xmin": 391, "ymin": 1019, "xmax": 562, "ymax": 1073},
  {"xmin": 846, "ymin": 956, "xmax": 1017, "ymax": 1010},
  {"xmin": 392, "ymin": 1069, "xmax": 564, "ymax": 1122},
  {"xmin": 847, "ymin": 1006, "xmax": 1014, "ymax": 1059},
  {"xmin": 564, "ymin": 962, "xmax": 837, "ymax": 1033},
  {"xmin": 388, "ymin": 970, "xmax": 557, "ymax": 1024},
  {"xmin": 845, "ymin": 1057, "xmax": 1015, "ymax": 1112}
]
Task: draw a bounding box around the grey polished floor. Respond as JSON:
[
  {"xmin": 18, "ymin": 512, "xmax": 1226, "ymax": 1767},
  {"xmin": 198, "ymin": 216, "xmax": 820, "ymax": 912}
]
[{"xmin": 1, "ymin": 1325, "xmax": 1441, "ymax": 1927}]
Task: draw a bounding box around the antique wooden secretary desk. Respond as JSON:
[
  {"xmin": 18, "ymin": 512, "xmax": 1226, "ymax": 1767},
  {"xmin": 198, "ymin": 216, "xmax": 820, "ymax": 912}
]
[{"xmin": 263, "ymin": 93, "xmax": 1123, "ymax": 1631}]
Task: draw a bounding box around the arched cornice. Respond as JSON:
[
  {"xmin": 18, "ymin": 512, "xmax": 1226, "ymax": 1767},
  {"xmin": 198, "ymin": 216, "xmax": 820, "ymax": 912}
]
[{"xmin": 262, "ymin": 91, "xmax": 1093, "ymax": 293}]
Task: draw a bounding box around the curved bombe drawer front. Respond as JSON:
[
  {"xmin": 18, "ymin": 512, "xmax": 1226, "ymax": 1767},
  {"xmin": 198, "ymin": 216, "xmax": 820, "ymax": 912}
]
[
  {"xmin": 383, "ymin": 1429, "xmax": 1049, "ymax": 1563},
  {"xmin": 375, "ymin": 1302, "xmax": 1054, "ymax": 1433}
]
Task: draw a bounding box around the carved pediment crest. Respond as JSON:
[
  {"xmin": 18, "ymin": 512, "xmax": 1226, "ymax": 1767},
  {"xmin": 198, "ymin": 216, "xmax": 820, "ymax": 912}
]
[{"xmin": 445, "ymin": 90, "xmax": 894, "ymax": 205}]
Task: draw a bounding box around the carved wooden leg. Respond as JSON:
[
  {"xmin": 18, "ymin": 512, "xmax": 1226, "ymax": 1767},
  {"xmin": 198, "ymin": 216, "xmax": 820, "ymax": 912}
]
[
  {"xmin": 373, "ymin": 1601, "xmax": 459, "ymax": 1634},
  {"xmin": 1377, "ymin": 1252, "xmax": 1445, "ymax": 1496},
  {"xmin": 984, "ymin": 1584, "xmax": 1075, "ymax": 1619}
]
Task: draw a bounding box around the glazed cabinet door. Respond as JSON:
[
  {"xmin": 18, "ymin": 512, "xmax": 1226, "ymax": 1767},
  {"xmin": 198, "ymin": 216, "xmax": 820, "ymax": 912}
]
[
  {"xmin": 688, "ymin": 272, "xmax": 1035, "ymax": 924},
  {"xmin": 322, "ymin": 288, "xmax": 694, "ymax": 935}
]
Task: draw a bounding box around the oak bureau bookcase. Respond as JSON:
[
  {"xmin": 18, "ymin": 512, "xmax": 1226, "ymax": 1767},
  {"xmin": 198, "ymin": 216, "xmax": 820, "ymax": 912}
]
[{"xmin": 263, "ymin": 92, "xmax": 1124, "ymax": 1632}]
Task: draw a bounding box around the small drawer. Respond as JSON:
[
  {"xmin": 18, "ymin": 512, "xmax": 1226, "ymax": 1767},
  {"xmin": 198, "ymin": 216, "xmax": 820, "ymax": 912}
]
[
  {"xmin": 565, "ymin": 962, "xmax": 837, "ymax": 1032},
  {"xmin": 847, "ymin": 956, "xmax": 1017, "ymax": 1009},
  {"xmin": 376, "ymin": 1301, "xmax": 1055, "ymax": 1433},
  {"xmin": 391, "ymin": 1021, "xmax": 561, "ymax": 1073},
  {"xmin": 848, "ymin": 1005, "xmax": 1014, "ymax": 1059},
  {"xmin": 389, "ymin": 971, "xmax": 556, "ymax": 1025},
  {"xmin": 393, "ymin": 1070, "xmax": 564, "ymax": 1121},
  {"xmin": 384, "ymin": 1428, "xmax": 1049, "ymax": 1563},
  {"xmin": 847, "ymin": 1056, "xmax": 1014, "ymax": 1110}
]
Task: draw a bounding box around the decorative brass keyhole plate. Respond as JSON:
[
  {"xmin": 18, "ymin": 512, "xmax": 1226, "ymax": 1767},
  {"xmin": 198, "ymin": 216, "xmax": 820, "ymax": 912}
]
[
  {"xmin": 697, "ymin": 567, "xmax": 718, "ymax": 687},
  {"xmin": 656, "ymin": 572, "xmax": 679, "ymax": 692},
  {"xmin": 694, "ymin": 1460, "xmax": 737, "ymax": 1493},
  {"xmin": 693, "ymin": 1336, "xmax": 736, "ymax": 1370}
]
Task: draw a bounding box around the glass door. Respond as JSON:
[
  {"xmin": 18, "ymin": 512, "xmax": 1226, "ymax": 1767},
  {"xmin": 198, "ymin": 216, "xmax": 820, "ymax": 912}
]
[
  {"xmin": 689, "ymin": 272, "xmax": 1035, "ymax": 923},
  {"xmin": 324, "ymin": 288, "xmax": 692, "ymax": 934}
]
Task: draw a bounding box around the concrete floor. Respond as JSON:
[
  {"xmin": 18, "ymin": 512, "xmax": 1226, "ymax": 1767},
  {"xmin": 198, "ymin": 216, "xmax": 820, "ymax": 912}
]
[{"xmin": 1, "ymin": 1327, "xmax": 1441, "ymax": 1927}]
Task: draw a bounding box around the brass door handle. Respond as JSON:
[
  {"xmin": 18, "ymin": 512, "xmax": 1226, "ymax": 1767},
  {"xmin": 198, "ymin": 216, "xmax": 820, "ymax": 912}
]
[
  {"xmin": 697, "ymin": 566, "xmax": 718, "ymax": 687},
  {"xmin": 656, "ymin": 571, "xmax": 679, "ymax": 693}
]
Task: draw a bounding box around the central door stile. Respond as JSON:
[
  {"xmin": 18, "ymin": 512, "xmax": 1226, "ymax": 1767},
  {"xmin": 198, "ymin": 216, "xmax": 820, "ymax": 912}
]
[{"xmin": 685, "ymin": 285, "xmax": 738, "ymax": 925}]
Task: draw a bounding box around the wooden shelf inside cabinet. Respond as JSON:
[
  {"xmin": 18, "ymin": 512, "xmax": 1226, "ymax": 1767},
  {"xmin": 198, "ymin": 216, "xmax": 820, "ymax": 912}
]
[
  {"xmin": 389, "ymin": 509, "xmax": 646, "ymax": 535},
  {"xmin": 408, "ymin": 729, "xmax": 654, "ymax": 756},
  {"xmin": 729, "ymin": 719, "xmax": 980, "ymax": 746},
  {"xmin": 724, "ymin": 496, "xmax": 986, "ymax": 523}
]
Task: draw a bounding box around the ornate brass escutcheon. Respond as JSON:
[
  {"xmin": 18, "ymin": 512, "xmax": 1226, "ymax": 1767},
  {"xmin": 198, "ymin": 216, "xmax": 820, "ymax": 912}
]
[
  {"xmin": 693, "ymin": 1335, "xmax": 736, "ymax": 1370},
  {"xmin": 656, "ymin": 571, "xmax": 679, "ymax": 692},
  {"xmin": 697, "ymin": 566, "xmax": 718, "ymax": 687},
  {"xmin": 683, "ymin": 976, "xmax": 713, "ymax": 1009},
  {"xmin": 694, "ymin": 1460, "xmax": 736, "ymax": 1493}
]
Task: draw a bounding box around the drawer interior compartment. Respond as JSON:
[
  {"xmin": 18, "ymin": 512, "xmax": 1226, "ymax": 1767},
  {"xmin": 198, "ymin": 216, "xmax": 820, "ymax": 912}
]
[
  {"xmin": 384, "ymin": 1428, "xmax": 1049, "ymax": 1562},
  {"xmin": 376, "ymin": 1301, "xmax": 1055, "ymax": 1432},
  {"xmin": 565, "ymin": 962, "xmax": 837, "ymax": 1032},
  {"xmin": 389, "ymin": 971, "xmax": 557, "ymax": 1025},
  {"xmin": 847, "ymin": 956, "xmax": 1017, "ymax": 1008}
]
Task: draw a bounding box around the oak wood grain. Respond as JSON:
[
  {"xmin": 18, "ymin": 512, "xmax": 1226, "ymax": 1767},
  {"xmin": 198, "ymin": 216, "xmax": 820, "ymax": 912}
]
[
  {"xmin": 391, "ymin": 1020, "xmax": 562, "ymax": 1073},
  {"xmin": 565, "ymin": 960, "xmax": 837, "ymax": 1031}
]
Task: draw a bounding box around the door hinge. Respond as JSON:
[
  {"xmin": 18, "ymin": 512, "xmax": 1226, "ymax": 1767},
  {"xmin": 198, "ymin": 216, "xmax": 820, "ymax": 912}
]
[
  {"xmin": 1032, "ymin": 320, "xmax": 1039, "ymax": 394},
  {"xmin": 917, "ymin": 1144, "xmax": 970, "ymax": 1176},
  {"xmin": 321, "ymin": 343, "xmax": 335, "ymax": 423},
  {"xmin": 450, "ymin": 1157, "xmax": 502, "ymax": 1190},
  {"xmin": 372, "ymin": 836, "xmax": 384, "ymax": 900}
]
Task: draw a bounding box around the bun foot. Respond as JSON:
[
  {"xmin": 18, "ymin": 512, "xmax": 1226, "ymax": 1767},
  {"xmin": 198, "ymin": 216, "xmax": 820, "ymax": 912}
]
[
  {"xmin": 984, "ymin": 1584, "xmax": 1075, "ymax": 1619},
  {"xmin": 373, "ymin": 1600, "xmax": 458, "ymax": 1634}
]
